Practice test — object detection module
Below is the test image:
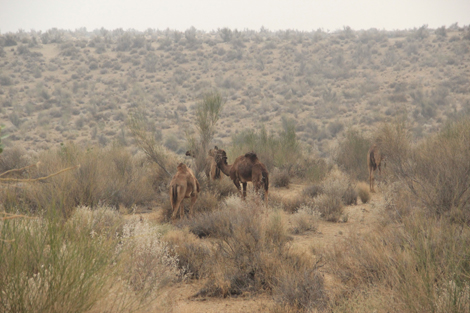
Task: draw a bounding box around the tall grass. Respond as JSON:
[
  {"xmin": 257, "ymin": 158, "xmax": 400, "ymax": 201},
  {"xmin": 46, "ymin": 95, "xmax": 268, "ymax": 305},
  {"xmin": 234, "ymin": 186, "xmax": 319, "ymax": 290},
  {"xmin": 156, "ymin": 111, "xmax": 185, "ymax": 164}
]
[
  {"xmin": 328, "ymin": 215, "xmax": 470, "ymax": 313},
  {"xmin": 230, "ymin": 118, "xmax": 300, "ymax": 171},
  {"xmin": 335, "ymin": 129, "xmax": 371, "ymax": 181},
  {"xmin": 379, "ymin": 117, "xmax": 470, "ymax": 220},
  {"xmin": 0, "ymin": 143, "xmax": 157, "ymax": 217},
  {"xmin": 0, "ymin": 205, "xmax": 182, "ymax": 313},
  {"xmin": 0, "ymin": 210, "xmax": 116, "ymax": 313}
]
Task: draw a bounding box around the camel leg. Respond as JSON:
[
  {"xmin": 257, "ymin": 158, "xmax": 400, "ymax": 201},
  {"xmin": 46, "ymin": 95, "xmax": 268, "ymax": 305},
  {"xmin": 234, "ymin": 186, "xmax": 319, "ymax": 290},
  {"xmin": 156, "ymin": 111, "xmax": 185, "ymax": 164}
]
[
  {"xmin": 370, "ymin": 168, "xmax": 375, "ymax": 193},
  {"xmin": 180, "ymin": 201, "xmax": 185, "ymax": 219},
  {"xmin": 188, "ymin": 194, "xmax": 198, "ymax": 218},
  {"xmin": 232, "ymin": 179, "xmax": 242, "ymax": 198},
  {"xmin": 172, "ymin": 198, "xmax": 184, "ymax": 221},
  {"xmin": 242, "ymin": 182, "xmax": 247, "ymax": 200}
]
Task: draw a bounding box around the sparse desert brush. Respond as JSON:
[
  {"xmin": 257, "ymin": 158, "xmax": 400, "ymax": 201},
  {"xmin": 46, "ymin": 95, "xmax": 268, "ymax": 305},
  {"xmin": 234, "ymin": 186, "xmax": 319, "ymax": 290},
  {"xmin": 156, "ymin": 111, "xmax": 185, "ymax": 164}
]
[
  {"xmin": 326, "ymin": 215, "xmax": 470, "ymax": 313},
  {"xmin": 192, "ymin": 191, "xmax": 219, "ymax": 214},
  {"xmin": 0, "ymin": 210, "xmax": 118, "ymax": 313},
  {"xmin": 208, "ymin": 177, "xmax": 237, "ymax": 199},
  {"xmin": 4, "ymin": 143, "xmax": 157, "ymax": 217},
  {"xmin": 67, "ymin": 205, "xmax": 124, "ymax": 237},
  {"xmin": 356, "ymin": 182, "xmax": 371, "ymax": 203},
  {"xmin": 335, "ymin": 129, "xmax": 371, "ymax": 181},
  {"xmin": 118, "ymin": 216, "xmax": 183, "ymax": 292},
  {"xmin": 0, "ymin": 145, "xmax": 31, "ymax": 173},
  {"xmin": 313, "ymin": 193, "xmax": 344, "ymax": 222},
  {"xmin": 302, "ymin": 184, "xmax": 323, "ymax": 198},
  {"xmin": 182, "ymin": 196, "xmax": 326, "ymax": 308},
  {"xmin": 270, "ymin": 193, "xmax": 309, "ymax": 214},
  {"xmin": 272, "ymin": 168, "xmax": 290, "ymax": 188},
  {"xmin": 289, "ymin": 208, "xmax": 318, "ymax": 234},
  {"xmin": 163, "ymin": 228, "xmax": 211, "ymax": 279}
]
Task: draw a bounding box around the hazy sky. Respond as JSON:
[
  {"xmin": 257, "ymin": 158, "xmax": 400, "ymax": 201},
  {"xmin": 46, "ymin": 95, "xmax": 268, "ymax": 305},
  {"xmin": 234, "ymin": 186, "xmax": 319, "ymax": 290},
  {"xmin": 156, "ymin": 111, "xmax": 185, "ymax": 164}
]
[{"xmin": 1, "ymin": 0, "xmax": 469, "ymax": 33}]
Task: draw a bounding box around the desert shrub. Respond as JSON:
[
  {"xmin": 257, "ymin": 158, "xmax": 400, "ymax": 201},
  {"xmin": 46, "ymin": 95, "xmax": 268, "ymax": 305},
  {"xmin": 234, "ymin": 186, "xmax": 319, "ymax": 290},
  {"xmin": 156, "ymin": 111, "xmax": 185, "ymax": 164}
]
[
  {"xmin": 327, "ymin": 215, "xmax": 470, "ymax": 313},
  {"xmin": 230, "ymin": 118, "xmax": 300, "ymax": 171},
  {"xmin": 335, "ymin": 129, "xmax": 371, "ymax": 181},
  {"xmin": 313, "ymin": 193, "xmax": 343, "ymax": 222},
  {"xmin": 302, "ymin": 185, "xmax": 323, "ymax": 199},
  {"xmin": 293, "ymin": 157, "xmax": 329, "ymax": 183},
  {"xmin": 356, "ymin": 182, "xmax": 371, "ymax": 204},
  {"xmin": 1, "ymin": 143, "xmax": 157, "ymax": 216},
  {"xmin": 0, "ymin": 146, "xmax": 30, "ymax": 174},
  {"xmin": 289, "ymin": 209, "xmax": 318, "ymax": 234},
  {"xmin": 192, "ymin": 191, "xmax": 219, "ymax": 214},
  {"xmin": 270, "ymin": 193, "xmax": 310, "ymax": 214},
  {"xmin": 0, "ymin": 74, "xmax": 13, "ymax": 86},
  {"xmin": 342, "ymin": 185, "xmax": 358, "ymax": 205},
  {"xmin": 118, "ymin": 216, "xmax": 183, "ymax": 292},
  {"xmin": 380, "ymin": 118, "xmax": 470, "ymax": 221},
  {"xmin": 181, "ymin": 196, "xmax": 327, "ymax": 308},
  {"xmin": 272, "ymin": 253, "xmax": 327, "ymax": 312},
  {"xmin": 207, "ymin": 177, "xmax": 238, "ymax": 199},
  {"xmin": 163, "ymin": 229, "xmax": 211, "ymax": 279},
  {"xmin": 272, "ymin": 168, "xmax": 290, "ymax": 187},
  {"xmin": 0, "ymin": 210, "xmax": 117, "ymax": 313},
  {"xmin": 311, "ymin": 169, "xmax": 356, "ymax": 221}
]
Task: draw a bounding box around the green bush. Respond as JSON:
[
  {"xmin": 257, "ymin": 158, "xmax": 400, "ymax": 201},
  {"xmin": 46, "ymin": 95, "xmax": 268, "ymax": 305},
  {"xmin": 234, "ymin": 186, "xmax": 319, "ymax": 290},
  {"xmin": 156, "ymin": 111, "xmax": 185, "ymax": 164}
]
[{"xmin": 335, "ymin": 129, "xmax": 371, "ymax": 181}]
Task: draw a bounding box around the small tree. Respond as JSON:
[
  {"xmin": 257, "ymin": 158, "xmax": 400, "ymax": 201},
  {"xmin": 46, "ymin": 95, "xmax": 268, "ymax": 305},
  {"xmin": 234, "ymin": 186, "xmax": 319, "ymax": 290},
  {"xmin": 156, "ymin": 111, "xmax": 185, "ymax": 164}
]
[
  {"xmin": 187, "ymin": 92, "xmax": 224, "ymax": 177},
  {"xmin": 127, "ymin": 112, "xmax": 172, "ymax": 177}
]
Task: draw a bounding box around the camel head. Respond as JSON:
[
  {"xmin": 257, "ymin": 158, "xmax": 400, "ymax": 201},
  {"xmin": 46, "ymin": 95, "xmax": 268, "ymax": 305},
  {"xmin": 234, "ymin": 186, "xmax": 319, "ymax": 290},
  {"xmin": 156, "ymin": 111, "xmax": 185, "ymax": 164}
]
[
  {"xmin": 213, "ymin": 148, "xmax": 228, "ymax": 165},
  {"xmin": 208, "ymin": 146, "xmax": 219, "ymax": 157},
  {"xmin": 177, "ymin": 162, "xmax": 188, "ymax": 171}
]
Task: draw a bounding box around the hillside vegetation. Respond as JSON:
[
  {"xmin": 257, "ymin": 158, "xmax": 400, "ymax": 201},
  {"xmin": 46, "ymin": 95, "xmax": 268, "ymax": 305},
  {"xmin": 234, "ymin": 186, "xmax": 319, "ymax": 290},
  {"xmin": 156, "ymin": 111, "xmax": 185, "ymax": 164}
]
[{"xmin": 1, "ymin": 25, "xmax": 470, "ymax": 155}]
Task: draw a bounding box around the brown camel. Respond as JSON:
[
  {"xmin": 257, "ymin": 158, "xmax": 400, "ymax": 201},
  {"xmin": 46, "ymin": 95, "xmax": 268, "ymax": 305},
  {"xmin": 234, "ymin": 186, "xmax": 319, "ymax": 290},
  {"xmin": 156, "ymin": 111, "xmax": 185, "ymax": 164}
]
[
  {"xmin": 169, "ymin": 163, "xmax": 200, "ymax": 220},
  {"xmin": 367, "ymin": 144, "xmax": 385, "ymax": 192},
  {"xmin": 214, "ymin": 149, "xmax": 269, "ymax": 203},
  {"xmin": 185, "ymin": 146, "xmax": 222, "ymax": 181}
]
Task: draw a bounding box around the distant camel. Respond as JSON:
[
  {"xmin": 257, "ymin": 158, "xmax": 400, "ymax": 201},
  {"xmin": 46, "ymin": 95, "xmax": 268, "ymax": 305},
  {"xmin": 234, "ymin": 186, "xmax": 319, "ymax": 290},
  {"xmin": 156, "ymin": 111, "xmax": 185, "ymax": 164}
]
[
  {"xmin": 185, "ymin": 146, "xmax": 222, "ymax": 181},
  {"xmin": 169, "ymin": 163, "xmax": 200, "ymax": 220},
  {"xmin": 214, "ymin": 149, "xmax": 269, "ymax": 203},
  {"xmin": 367, "ymin": 144, "xmax": 385, "ymax": 192}
]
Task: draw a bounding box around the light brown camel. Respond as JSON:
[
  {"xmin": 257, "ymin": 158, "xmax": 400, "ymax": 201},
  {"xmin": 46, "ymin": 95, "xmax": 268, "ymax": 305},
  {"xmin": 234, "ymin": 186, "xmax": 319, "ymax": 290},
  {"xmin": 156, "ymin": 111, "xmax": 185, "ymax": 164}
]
[
  {"xmin": 367, "ymin": 144, "xmax": 385, "ymax": 192},
  {"xmin": 169, "ymin": 163, "xmax": 200, "ymax": 220},
  {"xmin": 185, "ymin": 146, "xmax": 222, "ymax": 181},
  {"xmin": 214, "ymin": 149, "xmax": 269, "ymax": 203}
]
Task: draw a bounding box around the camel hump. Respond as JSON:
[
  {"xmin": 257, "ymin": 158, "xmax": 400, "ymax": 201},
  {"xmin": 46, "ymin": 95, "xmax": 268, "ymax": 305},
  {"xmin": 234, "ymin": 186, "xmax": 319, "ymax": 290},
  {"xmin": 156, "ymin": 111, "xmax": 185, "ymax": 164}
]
[{"xmin": 244, "ymin": 152, "xmax": 258, "ymax": 161}]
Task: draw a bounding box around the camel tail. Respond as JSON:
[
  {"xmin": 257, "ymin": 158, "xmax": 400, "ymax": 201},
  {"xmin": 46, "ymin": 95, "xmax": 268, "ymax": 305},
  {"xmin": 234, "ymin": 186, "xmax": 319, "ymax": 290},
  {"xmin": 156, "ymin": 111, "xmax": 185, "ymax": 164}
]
[
  {"xmin": 369, "ymin": 150, "xmax": 377, "ymax": 171},
  {"xmin": 170, "ymin": 184, "xmax": 179, "ymax": 208}
]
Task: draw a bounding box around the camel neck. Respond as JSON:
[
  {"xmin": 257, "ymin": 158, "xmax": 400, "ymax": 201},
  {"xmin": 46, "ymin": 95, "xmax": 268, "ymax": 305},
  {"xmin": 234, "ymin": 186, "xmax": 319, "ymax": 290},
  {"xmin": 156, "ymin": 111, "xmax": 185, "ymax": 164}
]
[{"xmin": 218, "ymin": 161, "xmax": 232, "ymax": 176}]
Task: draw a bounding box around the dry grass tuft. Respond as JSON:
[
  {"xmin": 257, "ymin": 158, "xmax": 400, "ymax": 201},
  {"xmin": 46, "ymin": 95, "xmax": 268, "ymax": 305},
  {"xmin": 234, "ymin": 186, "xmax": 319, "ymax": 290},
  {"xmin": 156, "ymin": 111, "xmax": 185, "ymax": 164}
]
[
  {"xmin": 289, "ymin": 209, "xmax": 318, "ymax": 234},
  {"xmin": 270, "ymin": 193, "xmax": 310, "ymax": 214},
  {"xmin": 163, "ymin": 228, "xmax": 211, "ymax": 279},
  {"xmin": 356, "ymin": 182, "xmax": 371, "ymax": 204},
  {"xmin": 272, "ymin": 168, "xmax": 290, "ymax": 188}
]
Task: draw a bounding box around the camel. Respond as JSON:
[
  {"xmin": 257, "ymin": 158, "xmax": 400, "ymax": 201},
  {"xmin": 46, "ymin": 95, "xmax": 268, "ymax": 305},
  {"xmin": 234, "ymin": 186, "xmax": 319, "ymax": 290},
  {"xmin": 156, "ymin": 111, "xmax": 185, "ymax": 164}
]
[
  {"xmin": 213, "ymin": 149, "xmax": 269, "ymax": 203},
  {"xmin": 185, "ymin": 146, "xmax": 222, "ymax": 181},
  {"xmin": 169, "ymin": 163, "xmax": 200, "ymax": 220},
  {"xmin": 367, "ymin": 144, "xmax": 385, "ymax": 193}
]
